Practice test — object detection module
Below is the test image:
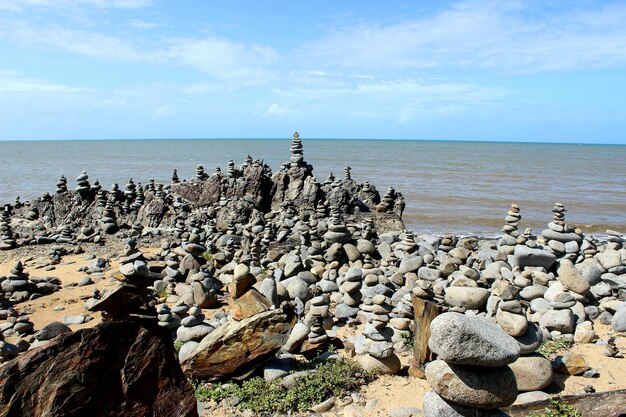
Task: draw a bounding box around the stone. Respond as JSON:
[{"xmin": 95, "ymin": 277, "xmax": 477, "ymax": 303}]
[
  {"xmin": 429, "ymin": 313, "xmax": 520, "ymax": 367},
  {"xmin": 358, "ymin": 353, "xmax": 401, "ymax": 375},
  {"xmin": 539, "ymin": 309, "xmax": 575, "ymax": 334},
  {"xmin": 553, "ymin": 352, "xmax": 590, "ymax": 376},
  {"xmin": 496, "ymin": 310, "xmax": 528, "ymax": 337},
  {"xmin": 176, "ymin": 324, "xmax": 214, "ymax": 343},
  {"xmin": 509, "ymin": 354, "xmax": 553, "ymax": 392},
  {"xmin": 62, "ymin": 315, "xmax": 86, "ymax": 326},
  {"xmin": 557, "ymin": 260, "xmax": 590, "ymax": 294},
  {"xmin": 0, "ymin": 320, "xmax": 198, "ymax": 417},
  {"xmin": 181, "ymin": 306, "xmax": 296, "ymax": 379},
  {"xmin": 444, "ymin": 287, "xmax": 489, "ymax": 310},
  {"xmin": 513, "ymin": 245, "xmax": 556, "ymax": 270},
  {"xmin": 574, "ymin": 321, "xmax": 596, "ymax": 344},
  {"xmin": 425, "ymin": 360, "xmax": 517, "ymax": 408},
  {"xmin": 611, "ymin": 303, "xmax": 626, "ymax": 332},
  {"xmin": 282, "ymin": 321, "xmax": 310, "ymax": 353},
  {"xmin": 230, "ymin": 288, "xmax": 272, "ymax": 321},
  {"xmin": 516, "ymin": 322, "xmax": 543, "ymax": 354},
  {"xmin": 33, "ymin": 322, "xmax": 72, "ymax": 341},
  {"xmin": 423, "ymin": 390, "xmax": 508, "ymax": 417}
]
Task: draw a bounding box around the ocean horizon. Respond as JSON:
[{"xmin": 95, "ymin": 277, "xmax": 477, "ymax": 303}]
[{"xmin": 2, "ymin": 138, "xmax": 625, "ymax": 236}]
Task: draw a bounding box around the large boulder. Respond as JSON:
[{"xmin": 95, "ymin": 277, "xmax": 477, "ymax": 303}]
[
  {"xmin": 425, "ymin": 360, "xmax": 517, "ymax": 409},
  {"xmin": 513, "ymin": 246, "xmax": 556, "ymax": 270},
  {"xmin": 429, "ymin": 313, "xmax": 520, "ymax": 367},
  {"xmin": 0, "ymin": 321, "xmax": 197, "ymax": 417},
  {"xmin": 181, "ymin": 306, "xmax": 296, "ymax": 380}
]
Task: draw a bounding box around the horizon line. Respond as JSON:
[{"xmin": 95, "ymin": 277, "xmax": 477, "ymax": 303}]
[{"xmin": 0, "ymin": 137, "xmax": 625, "ymax": 146}]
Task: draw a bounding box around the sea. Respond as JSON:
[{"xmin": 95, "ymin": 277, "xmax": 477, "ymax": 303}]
[{"xmin": 1, "ymin": 139, "xmax": 625, "ymax": 237}]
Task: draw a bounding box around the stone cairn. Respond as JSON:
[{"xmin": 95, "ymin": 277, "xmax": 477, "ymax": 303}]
[
  {"xmin": 423, "ymin": 313, "xmax": 519, "ymax": 416},
  {"xmin": 171, "ymin": 169, "xmax": 180, "ymax": 184},
  {"xmin": 75, "ymin": 171, "xmax": 90, "ymax": 195},
  {"xmin": 0, "ymin": 211, "xmax": 16, "ymax": 250},
  {"xmin": 100, "ymin": 200, "xmax": 118, "ymax": 234},
  {"xmin": 290, "ymin": 131, "xmax": 305, "ymax": 167},
  {"xmin": 335, "ymin": 267, "xmax": 362, "ymax": 320},
  {"xmin": 196, "ymin": 165, "xmax": 207, "ymax": 180},
  {"xmin": 541, "ymin": 203, "xmax": 582, "ymax": 259},
  {"xmin": 359, "ymin": 293, "xmax": 401, "ymax": 374},
  {"xmin": 498, "ymin": 203, "xmax": 521, "ymax": 255},
  {"xmin": 56, "ymin": 175, "xmax": 67, "ymax": 193}
]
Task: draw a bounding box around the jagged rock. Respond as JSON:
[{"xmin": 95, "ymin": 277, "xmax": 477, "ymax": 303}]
[
  {"xmin": 181, "ymin": 306, "xmax": 296, "ymax": 380},
  {"xmin": 0, "ymin": 320, "xmax": 197, "ymax": 417},
  {"xmin": 230, "ymin": 288, "xmax": 272, "ymax": 320}
]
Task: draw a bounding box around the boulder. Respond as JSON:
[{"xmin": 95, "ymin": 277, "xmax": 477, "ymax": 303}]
[
  {"xmin": 513, "ymin": 246, "xmax": 556, "ymax": 270},
  {"xmin": 230, "ymin": 288, "xmax": 272, "ymax": 321},
  {"xmin": 429, "ymin": 313, "xmax": 520, "ymax": 367},
  {"xmin": 557, "ymin": 260, "xmax": 590, "ymax": 295},
  {"xmin": 425, "ymin": 360, "xmax": 517, "ymax": 408},
  {"xmin": 0, "ymin": 320, "xmax": 197, "ymax": 417},
  {"xmin": 508, "ymin": 354, "xmax": 553, "ymax": 392},
  {"xmin": 422, "ymin": 390, "xmax": 508, "ymax": 417},
  {"xmin": 444, "ymin": 287, "xmax": 489, "ymax": 310},
  {"xmin": 181, "ymin": 306, "xmax": 296, "ymax": 379}
]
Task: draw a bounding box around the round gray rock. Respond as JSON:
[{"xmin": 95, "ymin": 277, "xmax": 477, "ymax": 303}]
[{"xmin": 429, "ymin": 312, "xmax": 520, "ymax": 367}]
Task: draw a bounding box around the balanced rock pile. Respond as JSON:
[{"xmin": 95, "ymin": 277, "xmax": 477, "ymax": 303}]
[
  {"xmin": 541, "ymin": 203, "xmax": 583, "ymax": 258},
  {"xmin": 424, "ymin": 312, "xmax": 519, "ymax": 416}
]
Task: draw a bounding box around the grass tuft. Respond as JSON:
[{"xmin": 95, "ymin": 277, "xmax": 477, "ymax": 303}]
[
  {"xmin": 537, "ymin": 337, "xmax": 574, "ymax": 358},
  {"xmin": 527, "ymin": 397, "xmax": 582, "ymax": 417}
]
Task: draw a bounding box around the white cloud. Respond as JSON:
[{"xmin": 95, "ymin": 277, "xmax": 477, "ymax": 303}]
[
  {"xmin": 128, "ymin": 18, "xmax": 158, "ymax": 29},
  {"xmin": 263, "ymin": 103, "xmax": 299, "ymax": 118},
  {"xmin": 303, "ymin": 0, "xmax": 626, "ymax": 74},
  {"xmin": 0, "ymin": 70, "xmax": 93, "ymax": 93},
  {"xmin": 0, "ymin": 0, "xmax": 151, "ymax": 11}
]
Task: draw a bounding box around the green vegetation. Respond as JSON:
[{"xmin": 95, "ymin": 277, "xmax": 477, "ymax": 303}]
[
  {"xmin": 527, "ymin": 397, "xmax": 582, "ymax": 417},
  {"xmin": 537, "ymin": 337, "xmax": 574, "ymax": 358},
  {"xmin": 400, "ymin": 331, "xmax": 413, "ymax": 350},
  {"xmin": 173, "ymin": 339, "xmax": 184, "ymax": 353},
  {"xmin": 193, "ymin": 358, "xmax": 372, "ymax": 413}
]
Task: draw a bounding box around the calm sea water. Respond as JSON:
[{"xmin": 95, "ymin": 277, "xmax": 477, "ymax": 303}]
[{"xmin": 1, "ymin": 139, "xmax": 625, "ymax": 236}]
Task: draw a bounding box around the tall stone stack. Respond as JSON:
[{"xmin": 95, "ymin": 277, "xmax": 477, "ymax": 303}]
[
  {"xmin": 335, "ymin": 267, "xmax": 362, "ymax": 319},
  {"xmin": 541, "ymin": 203, "xmax": 583, "ymax": 259},
  {"xmin": 359, "ymin": 294, "xmax": 401, "ymax": 374},
  {"xmin": 100, "ymin": 200, "xmax": 118, "ymax": 234},
  {"xmin": 498, "ymin": 204, "xmax": 521, "ymax": 255},
  {"xmin": 0, "ymin": 211, "xmax": 16, "ymax": 250},
  {"xmin": 423, "ymin": 313, "xmax": 519, "ymax": 416},
  {"xmin": 56, "ymin": 175, "xmax": 67, "ymax": 193},
  {"xmin": 75, "ymin": 171, "xmax": 90, "ymax": 195},
  {"xmin": 171, "ymin": 169, "xmax": 180, "ymax": 184},
  {"xmin": 290, "ymin": 131, "xmax": 305, "ymax": 167},
  {"xmin": 344, "ymin": 166, "xmax": 351, "ymax": 180}
]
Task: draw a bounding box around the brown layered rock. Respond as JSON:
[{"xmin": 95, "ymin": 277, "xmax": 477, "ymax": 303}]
[
  {"xmin": 230, "ymin": 288, "xmax": 272, "ymax": 320},
  {"xmin": 0, "ymin": 320, "xmax": 197, "ymax": 417},
  {"xmin": 181, "ymin": 305, "xmax": 297, "ymax": 380}
]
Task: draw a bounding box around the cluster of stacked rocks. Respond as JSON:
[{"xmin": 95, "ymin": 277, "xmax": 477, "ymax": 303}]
[
  {"xmin": 290, "ymin": 132, "xmax": 304, "ymax": 166},
  {"xmin": 56, "ymin": 175, "xmax": 68, "ymax": 193},
  {"xmin": 0, "ymin": 261, "xmax": 61, "ymax": 304},
  {"xmin": 541, "ymin": 203, "xmax": 583, "ymax": 258},
  {"xmin": 358, "ymin": 294, "xmax": 401, "ymax": 374},
  {"xmin": 497, "ymin": 204, "xmax": 522, "ymax": 255},
  {"xmin": 75, "ymin": 171, "xmax": 90, "ymax": 195},
  {"xmin": 424, "ymin": 313, "xmax": 519, "ymax": 416},
  {"xmin": 0, "ymin": 211, "xmax": 16, "ymax": 250}
]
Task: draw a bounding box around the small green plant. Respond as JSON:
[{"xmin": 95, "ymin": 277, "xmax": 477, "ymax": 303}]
[
  {"xmin": 527, "ymin": 397, "xmax": 582, "ymax": 417},
  {"xmin": 400, "ymin": 331, "xmax": 413, "ymax": 350},
  {"xmin": 538, "ymin": 337, "xmax": 574, "ymax": 358},
  {"xmin": 193, "ymin": 358, "xmax": 373, "ymax": 413},
  {"xmin": 201, "ymin": 252, "xmax": 214, "ymax": 262},
  {"xmin": 173, "ymin": 339, "xmax": 184, "ymax": 353}
]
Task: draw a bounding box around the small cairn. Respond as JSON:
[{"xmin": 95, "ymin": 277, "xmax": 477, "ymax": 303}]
[
  {"xmin": 335, "ymin": 267, "xmax": 362, "ymax": 319},
  {"xmin": 95, "ymin": 189, "xmax": 107, "ymax": 208},
  {"xmin": 323, "ymin": 207, "xmax": 351, "ymax": 245},
  {"xmin": 196, "ymin": 165, "xmax": 207, "ymax": 180},
  {"xmin": 124, "ymin": 178, "xmax": 137, "ymax": 201},
  {"xmin": 376, "ymin": 187, "xmax": 396, "ymax": 212},
  {"xmin": 540, "ymin": 203, "xmax": 583, "ymax": 259},
  {"xmin": 227, "ymin": 160, "xmax": 236, "ymax": 178},
  {"xmin": 100, "ymin": 200, "xmax": 118, "ymax": 234},
  {"xmin": 439, "ymin": 233, "xmax": 457, "ymax": 253},
  {"xmin": 1, "ymin": 261, "xmax": 30, "ymax": 304},
  {"xmin": 75, "ymin": 171, "xmax": 90, "ymax": 194},
  {"xmin": 423, "ymin": 313, "xmax": 519, "ymax": 416},
  {"xmin": 0, "ymin": 211, "xmax": 17, "ymax": 250},
  {"xmin": 176, "ymin": 305, "xmax": 214, "ymax": 344},
  {"xmin": 289, "ymin": 131, "xmax": 305, "ymax": 167},
  {"xmin": 171, "ymin": 169, "xmax": 180, "ymax": 184},
  {"xmin": 56, "ymin": 175, "xmax": 68, "ymax": 193},
  {"xmin": 498, "ymin": 203, "xmax": 521, "ymax": 255},
  {"xmin": 305, "ymin": 295, "xmax": 330, "ymax": 347},
  {"xmin": 344, "ymin": 165, "xmax": 352, "ymax": 180},
  {"xmin": 359, "ymin": 294, "xmax": 401, "ymax": 374},
  {"xmin": 397, "ymin": 230, "xmax": 417, "ymax": 253}
]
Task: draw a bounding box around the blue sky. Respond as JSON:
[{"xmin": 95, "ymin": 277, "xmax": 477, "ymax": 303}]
[{"xmin": 1, "ymin": 0, "xmax": 625, "ymax": 143}]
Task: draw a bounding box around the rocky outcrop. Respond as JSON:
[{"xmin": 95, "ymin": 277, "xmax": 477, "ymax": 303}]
[
  {"xmin": 0, "ymin": 320, "xmax": 197, "ymax": 417},
  {"xmin": 181, "ymin": 305, "xmax": 297, "ymax": 380}
]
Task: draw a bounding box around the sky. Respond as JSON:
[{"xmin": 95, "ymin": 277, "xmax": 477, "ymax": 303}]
[{"xmin": 0, "ymin": 0, "xmax": 625, "ymax": 143}]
